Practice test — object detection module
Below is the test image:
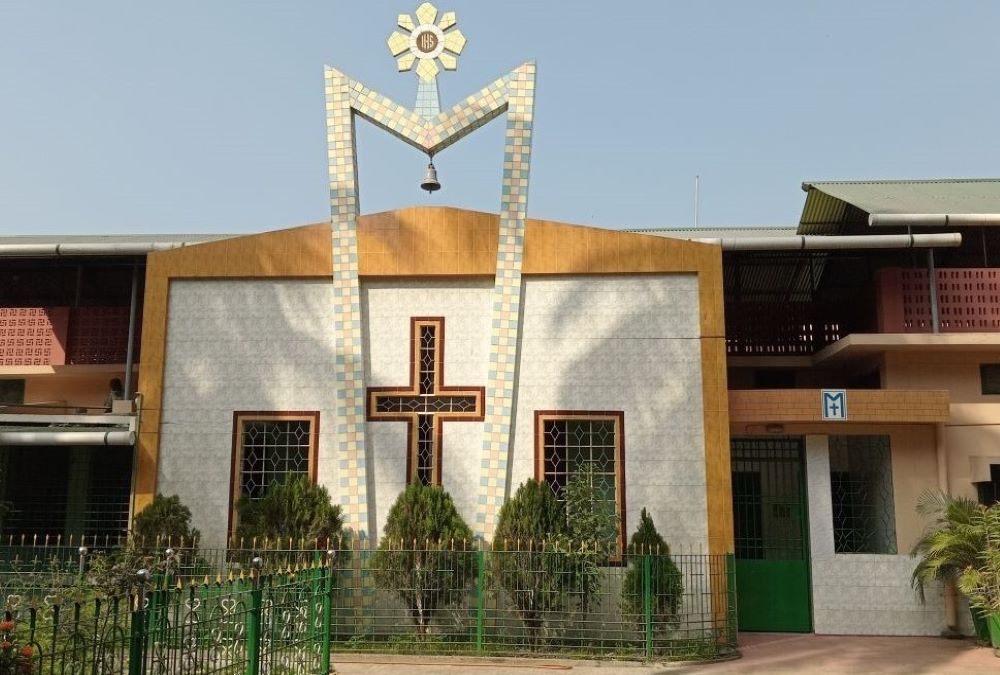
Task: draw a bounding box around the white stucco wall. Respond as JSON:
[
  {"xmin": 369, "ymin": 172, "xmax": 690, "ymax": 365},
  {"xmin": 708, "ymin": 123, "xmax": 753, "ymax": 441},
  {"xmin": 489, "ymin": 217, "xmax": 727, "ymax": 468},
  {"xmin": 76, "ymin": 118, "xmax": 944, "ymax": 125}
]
[
  {"xmin": 511, "ymin": 274, "xmax": 708, "ymax": 550},
  {"xmin": 158, "ymin": 279, "xmax": 342, "ymax": 548},
  {"xmin": 805, "ymin": 435, "xmax": 973, "ymax": 636},
  {"xmin": 157, "ymin": 274, "xmax": 709, "ymax": 553},
  {"xmin": 362, "ymin": 279, "xmax": 493, "ymax": 536}
]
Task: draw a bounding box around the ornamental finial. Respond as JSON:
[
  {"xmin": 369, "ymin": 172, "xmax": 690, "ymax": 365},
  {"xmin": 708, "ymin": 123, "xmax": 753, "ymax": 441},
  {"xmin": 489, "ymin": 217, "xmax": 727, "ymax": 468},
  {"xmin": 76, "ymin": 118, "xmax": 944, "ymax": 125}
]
[{"xmin": 386, "ymin": 3, "xmax": 467, "ymax": 117}]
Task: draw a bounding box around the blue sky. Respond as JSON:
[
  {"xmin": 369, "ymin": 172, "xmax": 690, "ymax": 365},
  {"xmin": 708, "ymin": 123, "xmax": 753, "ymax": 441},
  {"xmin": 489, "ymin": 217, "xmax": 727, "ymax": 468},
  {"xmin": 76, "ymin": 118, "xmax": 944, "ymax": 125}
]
[{"xmin": 2, "ymin": 1, "xmax": 999, "ymax": 234}]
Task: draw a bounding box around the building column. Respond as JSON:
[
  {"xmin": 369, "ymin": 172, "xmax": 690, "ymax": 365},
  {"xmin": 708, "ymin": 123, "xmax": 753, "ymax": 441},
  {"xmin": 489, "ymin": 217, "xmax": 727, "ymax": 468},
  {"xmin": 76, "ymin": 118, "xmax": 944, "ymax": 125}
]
[
  {"xmin": 935, "ymin": 423, "xmax": 960, "ymax": 635},
  {"xmin": 64, "ymin": 447, "xmax": 90, "ymax": 540}
]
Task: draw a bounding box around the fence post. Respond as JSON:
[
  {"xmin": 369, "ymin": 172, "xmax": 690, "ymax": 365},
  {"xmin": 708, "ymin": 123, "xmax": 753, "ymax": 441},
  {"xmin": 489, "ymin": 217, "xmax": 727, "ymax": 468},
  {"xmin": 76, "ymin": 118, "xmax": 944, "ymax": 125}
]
[
  {"xmin": 475, "ymin": 547, "xmax": 486, "ymax": 654},
  {"xmin": 128, "ymin": 569, "xmax": 150, "ymax": 675},
  {"xmin": 77, "ymin": 546, "xmax": 88, "ymax": 579},
  {"xmin": 725, "ymin": 553, "xmax": 737, "ymax": 646},
  {"xmin": 246, "ymin": 558, "xmax": 264, "ymax": 675},
  {"xmin": 320, "ymin": 551, "xmax": 334, "ymax": 675},
  {"xmin": 642, "ymin": 554, "xmax": 652, "ymax": 660}
]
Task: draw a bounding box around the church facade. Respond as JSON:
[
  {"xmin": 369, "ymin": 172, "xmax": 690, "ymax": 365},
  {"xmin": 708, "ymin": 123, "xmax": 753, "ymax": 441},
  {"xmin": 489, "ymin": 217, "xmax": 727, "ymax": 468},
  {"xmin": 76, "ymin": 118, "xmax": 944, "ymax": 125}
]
[
  {"xmin": 6, "ymin": 2, "xmax": 1000, "ymax": 643},
  {"xmin": 134, "ymin": 209, "xmax": 731, "ymax": 557}
]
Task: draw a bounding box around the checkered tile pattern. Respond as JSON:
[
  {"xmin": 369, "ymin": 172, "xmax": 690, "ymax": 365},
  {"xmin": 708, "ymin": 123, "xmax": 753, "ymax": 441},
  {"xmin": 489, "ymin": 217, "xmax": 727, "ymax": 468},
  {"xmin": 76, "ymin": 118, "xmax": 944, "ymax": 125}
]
[
  {"xmin": 477, "ymin": 62, "xmax": 536, "ymax": 538},
  {"xmin": 323, "ymin": 63, "xmax": 535, "ymax": 541},
  {"xmin": 348, "ymin": 75, "xmax": 509, "ymax": 156},
  {"xmin": 415, "ymin": 78, "xmax": 440, "ymax": 118},
  {"xmin": 325, "ymin": 67, "xmax": 370, "ymax": 536}
]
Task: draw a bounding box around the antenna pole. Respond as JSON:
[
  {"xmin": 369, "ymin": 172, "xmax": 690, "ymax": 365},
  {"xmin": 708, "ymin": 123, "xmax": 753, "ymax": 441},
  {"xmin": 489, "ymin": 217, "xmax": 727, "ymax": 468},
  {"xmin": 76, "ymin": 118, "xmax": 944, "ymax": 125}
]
[{"xmin": 694, "ymin": 175, "xmax": 700, "ymax": 227}]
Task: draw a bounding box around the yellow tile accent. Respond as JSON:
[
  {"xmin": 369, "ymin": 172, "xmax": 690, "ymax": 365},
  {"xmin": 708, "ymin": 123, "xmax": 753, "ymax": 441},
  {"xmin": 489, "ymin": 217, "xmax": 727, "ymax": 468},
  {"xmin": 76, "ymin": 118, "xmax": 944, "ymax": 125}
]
[
  {"xmin": 387, "ymin": 31, "xmax": 410, "ymax": 56},
  {"xmin": 443, "ymin": 30, "xmax": 466, "ymax": 54},
  {"xmin": 398, "ymin": 14, "xmax": 415, "ymax": 31},
  {"xmin": 728, "ymin": 389, "xmax": 951, "ymax": 424},
  {"xmin": 416, "ymin": 58, "xmax": 439, "ymax": 81},
  {"xmin": 437, "ymin": 11, "xmax": 456, "ymax": 30},
  {"xmin": 415, "ymin": 2, "xmax": 437, "ymax": 25}
]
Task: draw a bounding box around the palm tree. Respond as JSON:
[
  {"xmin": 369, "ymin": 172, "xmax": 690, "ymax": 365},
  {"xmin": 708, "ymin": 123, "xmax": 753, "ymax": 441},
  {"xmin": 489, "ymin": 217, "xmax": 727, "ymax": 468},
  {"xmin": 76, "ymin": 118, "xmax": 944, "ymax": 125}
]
[{"xmin": 910, "ymin": 490, "xmax": 985, "ymax": 603}]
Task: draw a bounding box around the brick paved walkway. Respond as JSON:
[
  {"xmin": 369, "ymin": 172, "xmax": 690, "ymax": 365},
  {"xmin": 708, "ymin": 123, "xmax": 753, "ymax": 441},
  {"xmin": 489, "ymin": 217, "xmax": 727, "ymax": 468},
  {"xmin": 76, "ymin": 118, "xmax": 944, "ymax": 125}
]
[{"xmin": 331, "ymin": 633, "xmax": 998, "ymax": 674}]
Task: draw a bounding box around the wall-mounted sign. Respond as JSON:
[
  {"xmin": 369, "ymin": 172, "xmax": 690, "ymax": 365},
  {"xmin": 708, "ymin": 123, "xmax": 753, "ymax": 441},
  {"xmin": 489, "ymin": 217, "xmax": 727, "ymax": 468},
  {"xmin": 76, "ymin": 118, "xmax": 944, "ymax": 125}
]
[{"xmin": 822, "ymin": 389, "xmax": 847, "ymax": 420}]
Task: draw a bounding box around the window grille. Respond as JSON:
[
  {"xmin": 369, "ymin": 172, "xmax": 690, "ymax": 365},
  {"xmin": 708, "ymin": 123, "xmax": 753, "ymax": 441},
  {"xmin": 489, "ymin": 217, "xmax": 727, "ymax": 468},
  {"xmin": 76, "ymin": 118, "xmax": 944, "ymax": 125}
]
[
  {"xmin": 233, "ymin": 414, "xmax": 317, "ymax": 502},
  {"xmin": 981, "ymin": 364, "xmax": 1000, "ymax": 395},
  {"xmin": 731, "ymin": 437, "xmax": 806, "ymax": 561},
  {"xmin": 0, "ymin": 445, "xmax": 131, "ymax": 540},
  {"xmin": 536, "ymin": 412, "xmax": 624, "ymax": 550},
  {"xmin": 0, "ymin": 379, "xmax": 24, "ymax": 405},
  {"xmin": 82, "ymin": 446, "xmax": 131, "ymax": 540},
  {"xmin": 829, "ymin": 435, "xmax": 897, "ymax": 554}
]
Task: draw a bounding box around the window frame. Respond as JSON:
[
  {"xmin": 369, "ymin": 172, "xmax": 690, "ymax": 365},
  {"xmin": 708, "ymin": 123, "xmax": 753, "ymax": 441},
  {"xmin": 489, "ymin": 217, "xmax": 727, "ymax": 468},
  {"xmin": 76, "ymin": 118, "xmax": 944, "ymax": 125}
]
[
  {"xmin": 981, "ymin": 364, "xmax": 1000, "ymax": 395},
  {"xmin": 228, "ymin": 411, "xmax": 320, "ymax": 537},
  {"xmin": 534, "ymin": 410, "xmax": 626, "ymax": 554},
  {"xmin": 828, "ymin": 434, "xmax": 898, "ymax": 555},
  {"xmin": 366, "ymin": 316, "xmax": 485, "ymax": 486}
]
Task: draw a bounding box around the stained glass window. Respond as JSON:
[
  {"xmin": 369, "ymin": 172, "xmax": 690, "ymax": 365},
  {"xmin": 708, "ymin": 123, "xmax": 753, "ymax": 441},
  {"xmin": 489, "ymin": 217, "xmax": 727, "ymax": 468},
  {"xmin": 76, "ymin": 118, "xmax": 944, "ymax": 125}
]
[{"xmin": 366, "ymin": 318, "xmax": 483, "ymax": 487}]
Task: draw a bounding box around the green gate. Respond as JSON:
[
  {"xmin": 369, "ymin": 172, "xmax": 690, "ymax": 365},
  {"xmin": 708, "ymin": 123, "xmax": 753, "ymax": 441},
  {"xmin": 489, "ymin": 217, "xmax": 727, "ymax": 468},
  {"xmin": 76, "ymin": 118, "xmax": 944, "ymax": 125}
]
[{"xmin": 731, "ymin": 437, "xmax": 812, "ymax": 632}]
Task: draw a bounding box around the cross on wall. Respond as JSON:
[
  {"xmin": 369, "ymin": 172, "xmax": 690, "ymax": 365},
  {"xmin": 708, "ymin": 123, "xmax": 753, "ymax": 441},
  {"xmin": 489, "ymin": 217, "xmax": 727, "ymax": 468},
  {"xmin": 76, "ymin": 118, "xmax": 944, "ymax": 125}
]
[{"xmin": 366, "ymin": 317, "xmax": 485, "ymax": 485}]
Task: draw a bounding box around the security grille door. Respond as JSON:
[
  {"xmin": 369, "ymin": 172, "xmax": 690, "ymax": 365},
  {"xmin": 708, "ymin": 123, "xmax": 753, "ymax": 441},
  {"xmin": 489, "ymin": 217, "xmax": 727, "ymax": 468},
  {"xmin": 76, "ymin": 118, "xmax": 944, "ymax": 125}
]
[{"xmin": 731, "ymin": 437, "xmax": 812, "ymax": 632}]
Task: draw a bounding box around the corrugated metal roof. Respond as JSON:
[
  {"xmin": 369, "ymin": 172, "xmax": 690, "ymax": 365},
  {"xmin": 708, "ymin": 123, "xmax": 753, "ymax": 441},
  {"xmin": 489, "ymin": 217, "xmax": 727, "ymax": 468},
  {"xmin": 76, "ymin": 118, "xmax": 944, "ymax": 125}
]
[
  {"xmin": 799, "ymin": 179, "xmax": 1000, "ymax": 235},
  {"xmin": 627, "ymin": 226, "xmax": 798, "ymax": 239},
  {"xmin": 0, "ymin": 234, "xmax": 233, "ymax": 246}
]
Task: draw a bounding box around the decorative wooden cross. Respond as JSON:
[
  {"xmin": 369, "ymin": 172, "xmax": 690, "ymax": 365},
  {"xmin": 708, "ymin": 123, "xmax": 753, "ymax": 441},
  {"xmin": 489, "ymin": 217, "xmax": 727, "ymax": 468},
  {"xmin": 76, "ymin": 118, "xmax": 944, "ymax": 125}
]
[{"xmin": 366, "ymin": 317, "xmax": 484, "ymax": 485}]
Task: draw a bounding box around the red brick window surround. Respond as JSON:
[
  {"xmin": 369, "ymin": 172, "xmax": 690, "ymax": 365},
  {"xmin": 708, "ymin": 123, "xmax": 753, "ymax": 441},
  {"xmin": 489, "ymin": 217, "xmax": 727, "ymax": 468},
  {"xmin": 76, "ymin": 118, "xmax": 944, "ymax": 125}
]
[
  {"xmin": 229, "ymin": 411, "xmax": 320, "ymax": 534},
  {"xmin": 534, "ymin": 411, "xmax": 626, "ymax": 552}
]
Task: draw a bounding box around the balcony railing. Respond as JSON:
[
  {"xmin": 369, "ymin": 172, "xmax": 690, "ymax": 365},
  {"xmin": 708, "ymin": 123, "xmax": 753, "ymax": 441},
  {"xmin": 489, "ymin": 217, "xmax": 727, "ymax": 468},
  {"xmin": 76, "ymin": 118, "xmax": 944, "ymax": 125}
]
[
  {"xmin": 876, "ymin": 267, "xmax": 1000, "ymax": 333},
  {"xmin": 725, "ymin": 301, "xmax": 854, "ymax": 355},
  {"xmin": 0, "ymin": 307, "xmax": 133, "ymax": 366}
]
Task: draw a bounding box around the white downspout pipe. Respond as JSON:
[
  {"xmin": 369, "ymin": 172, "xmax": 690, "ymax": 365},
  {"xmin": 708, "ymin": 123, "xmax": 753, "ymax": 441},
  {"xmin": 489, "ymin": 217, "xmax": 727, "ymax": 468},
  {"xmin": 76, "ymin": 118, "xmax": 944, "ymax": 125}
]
[
  {"xmin": 0, "ymin": 242, "xmax": 194, "ymax": 257},
  {"xmin": 870, "ymin": 213, "xmax": 1000, "ymax": 228},
  {"xmin": 0, "ymin": 430, "xmax": 135, "ymax": 446},
  {"xmin": 689, "ymin": 233, "xmax": 962, "ymax": 251}
]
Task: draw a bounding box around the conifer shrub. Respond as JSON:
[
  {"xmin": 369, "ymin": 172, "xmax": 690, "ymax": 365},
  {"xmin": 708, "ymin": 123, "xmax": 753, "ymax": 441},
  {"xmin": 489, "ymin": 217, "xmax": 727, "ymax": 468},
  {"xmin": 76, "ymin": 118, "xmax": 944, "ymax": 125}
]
[
  {"xmin": 369, "ymin": 482, "xmax": 474, "ymax": 636},
  {"xmin": 131, "ymin": 493, "xmax": 201, "ymax": 546},
  {"xmin": 563, "ymin": 465, "xmax": 620, "ymax": 613},
  {"xmin": 234, "ymin": 476, "xmax": 344, "ymax": 547},
  {"xmin": 621, "ymin": 508, "xmax": 683, "ymax": 629},
  {"xmin": 489, "ymin": 479, "xmax": 571, "ymax": 636},
  {"xmin": 82, "ymin": 493, "xmax": 204, "ymax": 596}
]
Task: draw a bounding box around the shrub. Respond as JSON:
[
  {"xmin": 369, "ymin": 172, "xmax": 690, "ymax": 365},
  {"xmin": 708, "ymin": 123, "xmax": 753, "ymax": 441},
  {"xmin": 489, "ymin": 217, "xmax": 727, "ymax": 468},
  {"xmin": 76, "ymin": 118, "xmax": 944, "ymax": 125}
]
[
  {"xmin": 131, "ymin": 493, "xmax": 201, "ymax": 546},
  {"xmin": 958, "ymin": 503, "xmax": 1000, "ymax": 616},
  {"xmin": 621, "ymin": 508, "xmax": 683, "ymax": 629},
  {"xmin": 911, "ymin": 490, "xmax": 985, "ymax": 602},
  {"xmin": 370, "ymin": 483, "xmax": 474, "ymax": 636},
  {"xmin": 234, "ymin": 476, "xmax": 344, "ymax": 547},
  {"xmin": 563, "ymin": 464, "xmax": 621, "ymax": 613},
  {"xmin": 490, "ymin": 479, "xmax": 571, "ymax": 637}
]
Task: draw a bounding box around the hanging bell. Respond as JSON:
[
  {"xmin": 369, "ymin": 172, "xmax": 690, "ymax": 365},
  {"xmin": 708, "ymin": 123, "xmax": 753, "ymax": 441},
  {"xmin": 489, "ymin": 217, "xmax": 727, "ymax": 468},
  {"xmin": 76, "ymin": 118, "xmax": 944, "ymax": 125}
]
[{"xmin": 420, "ymin": 161, "xmax": 441, "ymax": 193}]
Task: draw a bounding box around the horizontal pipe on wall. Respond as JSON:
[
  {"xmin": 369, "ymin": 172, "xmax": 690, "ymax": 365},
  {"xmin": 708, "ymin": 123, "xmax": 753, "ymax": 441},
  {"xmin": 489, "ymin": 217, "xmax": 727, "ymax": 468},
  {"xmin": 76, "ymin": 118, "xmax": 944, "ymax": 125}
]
[
  {"xmin": 0, "ymin": 242, "xmax": 192, "ymax": 257},
  {"xmin": 0, "ymin": 430, "xmax": 135, "ymax": 446},
  {"xmin": 692, "ymin": 233, "xmax": 962, "ymax": 251},
  {"xmin": 869, "ymin": 213, "xmax": 1000, "ymax": 228}
]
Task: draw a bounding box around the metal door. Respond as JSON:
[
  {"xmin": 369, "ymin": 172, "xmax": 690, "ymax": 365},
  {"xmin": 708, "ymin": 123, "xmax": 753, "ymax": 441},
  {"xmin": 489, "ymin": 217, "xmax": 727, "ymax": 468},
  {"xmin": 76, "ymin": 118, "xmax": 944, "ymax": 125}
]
[{"xmin": 731, "ymin": 437, "xmax": 812, "ymax": 632}]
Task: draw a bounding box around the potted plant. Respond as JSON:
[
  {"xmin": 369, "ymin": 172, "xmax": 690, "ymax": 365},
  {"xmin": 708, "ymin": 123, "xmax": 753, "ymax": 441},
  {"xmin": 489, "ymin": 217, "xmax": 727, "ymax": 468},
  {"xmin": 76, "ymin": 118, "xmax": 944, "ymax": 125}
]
[
  {"xmin": 958, "ymin": 504, "xmax": 1000, "ymax": 652},
  {"xmin": 910, "ymin": 491, "xmax": 988, "ymax": 641}
]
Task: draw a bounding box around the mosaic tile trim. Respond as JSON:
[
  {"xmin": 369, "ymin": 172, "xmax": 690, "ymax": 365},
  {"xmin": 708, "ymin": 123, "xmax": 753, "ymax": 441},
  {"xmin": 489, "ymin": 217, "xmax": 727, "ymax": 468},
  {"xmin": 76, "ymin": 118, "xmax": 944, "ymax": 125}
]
[
  {"xmin": 415, "ymin": 77, "xmax": 440, "ymax": 118},
  {"xmin": 477, "ymin": 62, "xmax": 536, "ymax": 538},
  {"xmin": 347, "ymin": 72, "xmax": 510, "ymax": 156},
  {"xmin": 324, "ymin": 63, "xmax": 534, "ymax": 541},
  {"xmin": 324, "ymin": 67, "xmax": 370, "ymax": 536}
]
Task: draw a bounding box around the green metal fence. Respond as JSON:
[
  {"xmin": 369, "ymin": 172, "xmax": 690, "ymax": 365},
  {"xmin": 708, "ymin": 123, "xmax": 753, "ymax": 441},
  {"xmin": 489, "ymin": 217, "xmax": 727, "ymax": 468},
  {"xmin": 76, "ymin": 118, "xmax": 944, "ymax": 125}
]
[
  {"xmin": 1, "ymin": 562, "xmax": 332, "ymax": 675},
  {"xmin": 0, "ymin": 541, "xmax": 737, "ymax": 672}
]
